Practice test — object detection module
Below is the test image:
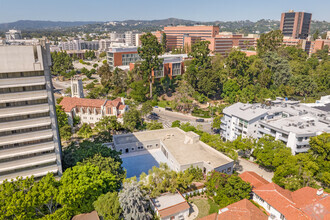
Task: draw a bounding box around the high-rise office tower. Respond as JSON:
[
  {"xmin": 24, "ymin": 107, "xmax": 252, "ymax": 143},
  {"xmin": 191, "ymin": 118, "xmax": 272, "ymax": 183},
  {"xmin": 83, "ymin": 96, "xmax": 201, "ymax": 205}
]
[
  {"xmin": 0, "ymin": 42, "xmax": 63, "ymax": 183},
  {"xmin": 280, "ymin": 10, "xmax": 312, "ymax": 39}
]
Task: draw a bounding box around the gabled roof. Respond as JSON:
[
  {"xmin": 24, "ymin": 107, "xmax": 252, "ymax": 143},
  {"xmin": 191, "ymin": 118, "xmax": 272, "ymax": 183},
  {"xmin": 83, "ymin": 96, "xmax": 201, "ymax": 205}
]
[
  {"xmin": 239, "ymin": 171, "xmax": 269, "ymax": 189},
  {"xmin": 200, "ymin": 199, "xmax": 268, "ymax": 220},
  {"xmin": 59, "ymin": 97, "xmax": 125, "ymax": 112}
]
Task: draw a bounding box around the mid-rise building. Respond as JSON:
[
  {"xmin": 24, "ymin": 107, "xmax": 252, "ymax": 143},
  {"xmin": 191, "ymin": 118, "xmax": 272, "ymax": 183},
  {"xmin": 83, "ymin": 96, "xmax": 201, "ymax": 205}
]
[
  {"xmin": 58, "ymin": 40, "xmax": 99, "ymax": 51},
  {"xmin": 280, "ymin": 10, "xmax": 312, "ymax": 39},
  {"xmin": 5, "ymin": 29, "xmax": 22, "ymax": 41},
  {"xmin": 163, "ymin": 25, "xmax": 219, "ymax": 50},
  {"xmin": 221, "ymin": 98, "xmax": 330, "ymax": 155},
  {"xmin": 113, "ymin": 128, "xmax": 234, "ymax": 174},
  {"xmin": 106, "ymin": 47, "xmax": 140, "ymax": 70},
  {"xmin": 99, "ymin": 39, "xmax": 112, "ymax": 51},
  {"xmin": 59, "ymin": 97, "xmax": 127, "ymax": 126},
  {"xmin": 124, "ymin": 31, "xmax": 139, "ymax": 46},
  {"xmin": 240, "ymin": 171, "xmax": 330, "ymax": 220},
  {"xmin": 0, "ymin": 43, "xmax": 63, "ymax": 183}
]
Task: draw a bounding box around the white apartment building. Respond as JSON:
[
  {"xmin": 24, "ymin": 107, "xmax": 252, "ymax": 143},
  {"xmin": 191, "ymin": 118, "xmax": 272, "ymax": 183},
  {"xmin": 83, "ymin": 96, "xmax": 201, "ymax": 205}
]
[
  {"xmin": 125, "ymin": 31, "xmax": 140, "ymax": 46},
  {"xmin": 99, "ymin": 39, "xmax": 112, "ymax": 51},
  {"xmin": 5, "ymin": 29, "xmax": 22, "ymax": 41},
  {"xmin": 59, "ymin": 97, "xmax": 128, "ymax": 126},
  {"xmin": 0, "ymin": 42, "xmax": 63, "ymax": 183},
  {"xmin": 58, "ymin": 39, "xmax": 99, "ymax": 51},
  {"xmin": 221, "ymin": 98, "xmax": 330, "ymax": 155}
]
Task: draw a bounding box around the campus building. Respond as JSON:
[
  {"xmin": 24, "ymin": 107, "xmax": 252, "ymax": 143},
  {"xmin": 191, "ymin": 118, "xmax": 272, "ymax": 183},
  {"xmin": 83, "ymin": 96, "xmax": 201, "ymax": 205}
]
[
  {"xmin": 58, "ymin": 39, "xmax": 99, "ymax": 51},
  {"xmin": 221, "ymin": 98, "xmax": 330, "ymax": 155},
  {"xmin": 240, "ymin": 171, "xmax": 330, "ymax": 220},
  {"xmin": 113, "ymin": 128, "xmax": 234, "ymax": 174},
  {"xmin": 5, "ymin": 29, "xmax": 22, "ymax": 41},
  {"xmin": 129, "ymin": 54, "xmax": 187, "ymax": 80},
  {"xmin": 280, "ymin": 10, "xmax": 312, "ymax": 39},
  {"xmin": 59, "ymin": 97, "xmax": 127, "ymax": 126},
  {"xmin": 163, "ymin": 26, "xmax": 219, "ymax": 50},
  {"xmin": 0, "ymin": 43, "xmax": 63, "ymax": 183},
  {"xmin": 106, "ymin": 47, "xmax": 140, "ymax": 70}
]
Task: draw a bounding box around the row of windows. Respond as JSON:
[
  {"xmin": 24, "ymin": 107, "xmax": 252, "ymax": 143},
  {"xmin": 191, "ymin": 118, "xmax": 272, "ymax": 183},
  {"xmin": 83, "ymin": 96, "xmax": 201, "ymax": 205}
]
[
  {"xmin": 0, "ymin": 137, "xmax": 53, "ymax": 150},
  {"xmin": 0, "ymin": 125, "xmax": 51, "ymax": 137},
  {"xmin": 0, "ymin": 98, "xmax": 48, "ymax": 109},
  {"xmin": 0, "ymin": 150, "xmax": 55, "ymax": 163},
  {"xmin": 0, "ymin": 112, "xmax": 49, "ymax": 123},
  {"xmin": 0, "ymin": 161, "xmax": 57, "ymax": 176},
  {"xmin": 0, "ymin": 71, "xmax": 44, "ymax": 79},
  {"xmin": 0, "ymin": 85, "xmax": 46, "ymax": 94}
]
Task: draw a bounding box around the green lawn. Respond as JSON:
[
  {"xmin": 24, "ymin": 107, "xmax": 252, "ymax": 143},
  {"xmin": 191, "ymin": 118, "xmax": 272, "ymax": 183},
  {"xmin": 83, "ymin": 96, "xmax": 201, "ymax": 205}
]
[{"xmin": 191, "ymin": 197, "xmax": 220, "ymax": 219}]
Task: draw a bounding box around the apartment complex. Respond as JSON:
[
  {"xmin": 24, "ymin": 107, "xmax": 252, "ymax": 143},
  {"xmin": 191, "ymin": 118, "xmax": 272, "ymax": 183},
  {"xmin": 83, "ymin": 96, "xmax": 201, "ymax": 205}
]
[
  {"xmin": 280, "ymin": 10, "xmax": 312, "ymax": 39},
  {"xmin": 59, "ymin": 97, "xmax": 127, "ymax": 126},
  {"xmin": 5, "ymin": 29, "xmax": 22, "ymax": 41},
  {"xmin": 221, "ymin": 98, "xmax": 330, "ymax": 155},
  {"xmin": 240, "ymin": 172, "xmax": 329, "ymax": 220},
  {"xmin": 106, "ymin": 47, "xmax": 140, "ymax": 70},
  {"xmin": 113, "ymin": 128, "xmax": 234, "ymax": 174},
  {"xmin": 58, "ymin": 39, "xmax": 99, "ymax": 51},
  {"xmin": 0, "ymin": 43, "xmax": 63, "ymax": 183},
  {"xmin": 163, "ymin": 26, "xmax": 219, "ymax": 50}
]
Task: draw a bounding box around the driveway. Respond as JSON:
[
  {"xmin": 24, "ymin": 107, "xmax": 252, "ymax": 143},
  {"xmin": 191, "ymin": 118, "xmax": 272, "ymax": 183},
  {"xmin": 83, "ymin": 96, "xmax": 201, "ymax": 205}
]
[{"xmin": 235, "ymin": 157, "xmax": 274, "ymax": 182}]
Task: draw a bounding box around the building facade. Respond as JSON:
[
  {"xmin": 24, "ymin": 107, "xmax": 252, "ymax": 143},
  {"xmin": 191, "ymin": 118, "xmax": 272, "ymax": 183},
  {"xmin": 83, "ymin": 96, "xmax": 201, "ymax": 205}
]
[
  {"xmin": 5, "ymin": 29, "xmax": 22, "ymax": 41},
  {"xmin": 221, "ymin": 98, "xmax": 330, "ymax": 155},
  {"xmin": 107, "ymin": 47, "xmax": 140, "ymax": 70},
  {"xmin": 163, "ymin": 26, "xmax": 219, "ymax": 50},
  {"xmin": 280, "ymin": 10, "xmax": 312, "ymax": 39},
  {"xmin": 0, "ymin": 43, "xmax": 63, "ymax": 183},
  {"xmin": 59, "ymin": 97, "xmax": 127, "ymax": 126}
]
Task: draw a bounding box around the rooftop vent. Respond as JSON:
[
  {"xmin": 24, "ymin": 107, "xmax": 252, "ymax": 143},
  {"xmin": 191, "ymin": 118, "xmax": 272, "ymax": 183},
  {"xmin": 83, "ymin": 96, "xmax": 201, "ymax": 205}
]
[
  {"xmin": 317, "ymin": 188, "xmax": 324, "ymax": 196},
  {"xmin": 218, "ymin": 208, "xmax": 229, "ymax": 214}
]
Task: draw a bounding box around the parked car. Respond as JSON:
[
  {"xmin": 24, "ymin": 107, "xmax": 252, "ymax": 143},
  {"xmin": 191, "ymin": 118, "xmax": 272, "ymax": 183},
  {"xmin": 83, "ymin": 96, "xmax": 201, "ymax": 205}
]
[
  {"xmin": 196, "ymin": 118, "xmax": 205, "ymax": 122},
  {"xmin": 165, "ymin": 107, "xmax": 173, "ymax": 111}
]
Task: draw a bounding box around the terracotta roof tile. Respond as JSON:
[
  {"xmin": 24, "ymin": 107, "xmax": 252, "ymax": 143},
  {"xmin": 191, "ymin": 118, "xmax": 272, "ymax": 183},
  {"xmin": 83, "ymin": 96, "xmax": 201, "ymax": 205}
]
[
  {"xmin": 239, "ymin": 171, "xmax": 269, "ymax": 189},
  {"xmin": 158, "ymin": 201, "xmax": 190, "ymax": 218},
  {"xmin": 200, "ymin": 199, "xmax": 268, "ymax": 220},
  {"xmin": 72, "ymin": 211, "xmax": 99, "ymax": 220}
]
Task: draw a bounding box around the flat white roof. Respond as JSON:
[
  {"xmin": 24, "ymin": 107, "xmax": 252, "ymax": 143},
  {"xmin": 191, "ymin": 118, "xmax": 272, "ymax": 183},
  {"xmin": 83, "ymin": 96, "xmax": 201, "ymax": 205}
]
[{"xmin": 151, "ymin": 192, "xmax": 186, "ymax": 211}]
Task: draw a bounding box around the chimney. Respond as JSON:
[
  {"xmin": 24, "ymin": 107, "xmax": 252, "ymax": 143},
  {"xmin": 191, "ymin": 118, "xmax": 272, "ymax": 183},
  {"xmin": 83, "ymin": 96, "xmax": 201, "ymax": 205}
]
[{"xmin": 317, "ymin": 188, "xmax": 324, "ymax": 196}]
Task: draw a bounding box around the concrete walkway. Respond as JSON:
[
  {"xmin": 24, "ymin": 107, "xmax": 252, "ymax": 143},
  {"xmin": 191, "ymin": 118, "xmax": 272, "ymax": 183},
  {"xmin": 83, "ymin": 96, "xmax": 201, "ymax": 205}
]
[
  {"xmin": 235, "ymin": 157, "xmax": 274, "ymax": 182},
  {"xmin": 187, "ymin": 203, "xmax": 199, "ymax": 220}
]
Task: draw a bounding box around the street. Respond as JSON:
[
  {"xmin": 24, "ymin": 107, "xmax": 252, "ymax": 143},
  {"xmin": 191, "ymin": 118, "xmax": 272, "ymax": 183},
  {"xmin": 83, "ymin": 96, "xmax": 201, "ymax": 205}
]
[{"xmin": 235, "ymin": 157, "xmax": 274, "ymax": 182}]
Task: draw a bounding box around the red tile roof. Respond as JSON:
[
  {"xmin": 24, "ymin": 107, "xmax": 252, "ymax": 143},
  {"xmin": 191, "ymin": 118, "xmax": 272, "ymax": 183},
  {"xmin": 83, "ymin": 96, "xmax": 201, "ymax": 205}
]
[
  {"xmin": 59, "ymin": 97, "xmax": 126, "ymax": 113},
  {"xmin": 72, "ymin": 211, "xmax": 99, "ymax": 220},
  {"xmin": 200, "ymin": 199, "xmax": 268, "ymax": 220},
  {"xmin": 239, "ymin": 171, "xmax": 269, "ymax": 189},
  {"xmin": 158, "ymin": 201, "xmax": 190, "ymax": 218}
]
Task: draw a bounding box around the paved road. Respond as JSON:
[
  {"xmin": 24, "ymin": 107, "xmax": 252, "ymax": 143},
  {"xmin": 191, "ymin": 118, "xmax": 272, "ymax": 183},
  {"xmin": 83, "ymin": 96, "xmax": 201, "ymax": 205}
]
[
  {"xmin": 235, "ymin": 157, "xmax": 274, "ymax": 182},
  {"xmin": 153, "ymin": 107, "xmax": 213, "ymax": 133}
]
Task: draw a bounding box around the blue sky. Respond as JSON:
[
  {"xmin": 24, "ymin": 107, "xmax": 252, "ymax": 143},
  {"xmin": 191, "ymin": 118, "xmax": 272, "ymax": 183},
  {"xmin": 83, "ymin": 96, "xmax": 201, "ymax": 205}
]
[{"xmin": 0, "ymin": 0, "xmax": 329, "ymax": 23}]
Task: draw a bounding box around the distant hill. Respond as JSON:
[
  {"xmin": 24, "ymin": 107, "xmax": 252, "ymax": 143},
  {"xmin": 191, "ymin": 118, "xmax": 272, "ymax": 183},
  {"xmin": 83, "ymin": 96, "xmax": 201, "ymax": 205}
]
[
  {"xmin": 0, "ymin": 18, "xmax": 328, "ymax": 35},
  {"xmin": 0, "ymin": 20, "xmax": 100, "ymax": 31}
]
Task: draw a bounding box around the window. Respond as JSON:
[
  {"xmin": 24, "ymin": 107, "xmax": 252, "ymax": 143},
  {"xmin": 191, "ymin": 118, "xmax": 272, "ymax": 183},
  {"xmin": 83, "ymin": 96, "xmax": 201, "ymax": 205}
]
[
  {"xmin": 280, "ymin": 214, "xmax": 285, "ymax": 220},
  {"xmin": 227, "ymin": 167, "xmax": 231, "ymax": 172}
]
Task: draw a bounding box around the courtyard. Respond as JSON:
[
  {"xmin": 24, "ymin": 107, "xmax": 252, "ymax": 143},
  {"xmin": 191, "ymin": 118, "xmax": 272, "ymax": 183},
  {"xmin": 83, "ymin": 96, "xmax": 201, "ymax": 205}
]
[{"xmin": 121, "ymin": 149, "xmax": 170, "ymax": 178}]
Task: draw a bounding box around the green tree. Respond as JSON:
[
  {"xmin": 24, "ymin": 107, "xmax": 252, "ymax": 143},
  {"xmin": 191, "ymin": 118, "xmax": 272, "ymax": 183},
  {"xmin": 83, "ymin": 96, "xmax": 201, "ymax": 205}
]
[
  {"xmin": 99, "ymin": 51, "xmax": 107, "ymax": 58},
  {"xmin": 123, "ymin": 108, "xmax": 142, "ymax": 131},
  {"xmin": 98, "ymin": 63, "xmax": 112, "ymax": 90},
  {"xmin": 161, "ymin": 32, "xmax": 167, "ymax": 53},
  {"xmin": 212, "ymin": 116, "xmax": 221, "ymax": 129},
  {"xmin": 146, "ymin": 121, "xmax": 163, "ymax": 130},
  {"xmin": 138, "ymin": 32, "xmax": 163, "ymax": 98},
  {"xmin": 93, "ymin": 192, "xmax": 122, "ymax": 220},
  {"xmin": 141, "ymin": 101, "xmax": 153, "ymax": 118},
  {"xmin": 171, "ymin": 120, "xmax": 181, "ymax": 128},
  {"xmin": 77, "ymin": 123, "xmax": 93, "ymax": 139},
  {"xmin": 257, "ymin": 30, "xmax": 283, "ymax": 56},
  {"xmin": 118, "ymin": 181, "xmax": 152, "ymax": 220},
  {"xmin": 129, "ymin": 80, "xmax": 148, "ymax": 102},
  {"xmin": 51, "ymin": 51, "xmax": 74, "ymax": 77},
  {"xmin": 94, "ymin": 116, "xmax": 121, "ymax": 141},
  {"xmin": 58, "ymin": 163, "xmax": 119, "ymax": 214},
  {"xmin": 56, "ymin": 105, "xmax": 72, "ymax": 140},
  {"xmin": 62, "ymin": 140, "xmax": 121, "ymax": 171},
  {"xmin": 313, "ymin": 29, "xmax": 319, "ymax": 40}
]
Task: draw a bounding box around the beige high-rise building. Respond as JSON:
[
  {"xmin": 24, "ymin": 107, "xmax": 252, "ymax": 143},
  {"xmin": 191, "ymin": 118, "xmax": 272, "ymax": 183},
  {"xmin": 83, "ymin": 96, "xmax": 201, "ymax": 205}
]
[{"xmin": 0, "ymin": 42, "xmax": 63, "ymax": 183}]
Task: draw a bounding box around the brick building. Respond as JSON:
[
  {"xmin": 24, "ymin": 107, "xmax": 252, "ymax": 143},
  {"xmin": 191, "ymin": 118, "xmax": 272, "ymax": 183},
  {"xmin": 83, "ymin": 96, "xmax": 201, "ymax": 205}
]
[
  {"xmin": 106, "ymin": 47, "xmax": 140, "ymax": 70},
  {"xmin": 280, "ymin": 10, "xmax": 312, "ymax": 39}
]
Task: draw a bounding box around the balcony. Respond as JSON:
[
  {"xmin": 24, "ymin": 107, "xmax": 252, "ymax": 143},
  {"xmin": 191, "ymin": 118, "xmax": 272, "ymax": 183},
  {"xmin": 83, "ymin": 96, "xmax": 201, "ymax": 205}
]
[
  {"xmin": 220, "ymin": 118, "xmax": 227, "ymax": 124},
  {"xmin": 0, "ymin": 76, "xmax": 45, "ymax": 89},
  {"xmin": 0, "ymin": 129, "xmax": 53, "ymax": 147},
  {"xmin": 220, "ymin": 124, "xmax": 227, "ymax": 130},
  {"xmin": 0, "ymin": 153, "xmax": 57, "ymax": 174},
  {"xmin": 0, "ymin": 164, "xmax": 58, "ymax": 184},
  {"xmin": 0, "ymin": 117, "xmax": 51, "ymax": 132},
  {"xmin": 278, "ymin": 135, "xmax": 288, "ymax": 142},
  {"xmin": 258, "ymin": 127, "xmax": 272, "ymax": 136},
  {"xmin": 0, "ymin": 142, "xmax": 55, "ymax": 160},
  {"xmin": 0, "ymin": 103, "xmax": 49, "ymax": 118},
  {"xmin": 0, "ymin": 90, "xmax": 48, "ymax": 103}
]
